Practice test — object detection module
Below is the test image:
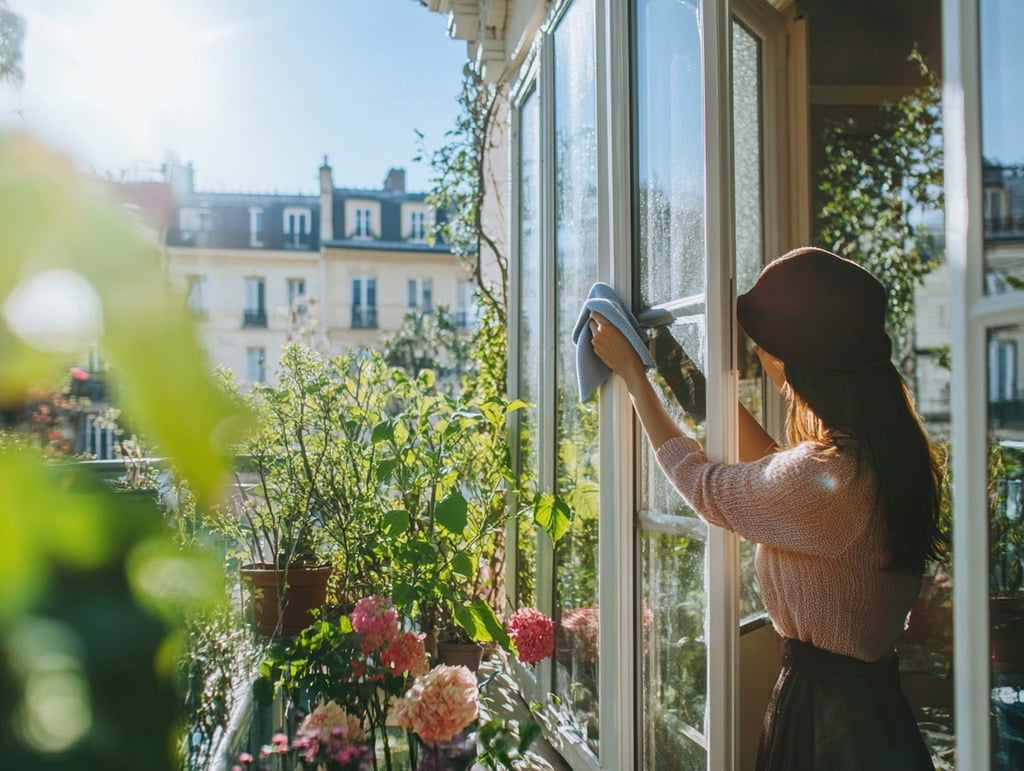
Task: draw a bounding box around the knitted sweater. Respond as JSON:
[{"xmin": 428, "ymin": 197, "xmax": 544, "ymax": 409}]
[{"xmin": 655, "ymin": 435, "xmax": 921, "ymax": 662}]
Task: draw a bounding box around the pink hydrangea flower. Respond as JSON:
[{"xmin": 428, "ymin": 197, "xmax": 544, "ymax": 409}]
[
  {"xmin": 381, "ymin": 631, "xmax": 430, "ymax": 677},
  {"xmin": 507, "ymin": 607, "xmax": 555, "ymax": 665},
  {"xmin": 292, "ymin": 702, "xmax": 369, "ymax": 769},
  {"xmin": 350, "ymin": 594, "xmax": 399, "ymax": 653},
  {"xmin": 560, "ymin": 607, "xmax": 600, "ymax": 662},
  {"xmin": 392, "ymin": 664, "xmax": 479, "ymax": 746}
]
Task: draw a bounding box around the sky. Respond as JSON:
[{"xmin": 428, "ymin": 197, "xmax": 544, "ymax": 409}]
[{"xmin": 0, "ymin": 0, "xmax": 470, "ymax": 194}]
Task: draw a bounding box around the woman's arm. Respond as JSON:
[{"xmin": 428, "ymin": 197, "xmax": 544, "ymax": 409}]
[{"xmin": 589, "ymin": 312, "xmax": 778, "ymax": 459}]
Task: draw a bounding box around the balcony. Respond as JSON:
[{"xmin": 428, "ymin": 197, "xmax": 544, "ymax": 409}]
[
  {"xmin": 351, "ymin": 307, "xmax": 378, "ymax": 329},
  {"xmin": 242, "ymin": 309, "xmax": 267, "ymax": 328}
]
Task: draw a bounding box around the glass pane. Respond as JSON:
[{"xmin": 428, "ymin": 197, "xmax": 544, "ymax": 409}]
[
  {"xmin": 552, "ymin": 0, "xmax": 600, "ymax": 757},
  {"xmin": 635, "ymin": 1, "xmax": 708, "ymax": 765},
  {"xmin": 638, "ymin": 315, "xmax": 708, "ymax": 763},
  {"xmin": 636, "ymin": 0, "xmax": 706, "ymax": 308},
  {"xmin": 516, "ymin": 85, "xmax": 541, "ymax": 610},
  {"xmin": 639, "ymin": 529, "xmax": 708, "ymax": 771},
  {"xmin": 987, "ymin": 325, "xmax": 1024, "ymax": 771},
  {"xmin": 981, "ymin": 0, "xmax": 1024, "ymax": 295},
  {"xmin": 732, "ymin": 19, "xmax": 767, "ymax": 620}
]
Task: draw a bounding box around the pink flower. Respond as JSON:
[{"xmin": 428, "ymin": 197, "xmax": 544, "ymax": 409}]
[
  {"xmin": 381, "ymin": 631, "xmax": 430, "ymax": 677},
  {"xmin": 292, "ymin": 702, "xmax": 368, "ymax": 769},
  {"xmin": 560, "ymin": 607, "xmax": 600, "ymax": 662},
  {"xmin": 392, "ymin": 664, "xmax": 479, "ymax": 745},
  {"xmin": 350, "ymin": 595, "xmax": 399, "ymax": 653},
  {"xmin": 507, "ymin": 607, "xmax": 555, "ymax": 665}
]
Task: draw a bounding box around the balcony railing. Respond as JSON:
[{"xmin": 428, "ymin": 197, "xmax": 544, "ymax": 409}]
[
  {"xmin": 351, "ymin": 308, "xmax": 378, "ymax": 329},
  {"xmin": 243, "ymin": 310, "xmax": 268, "ymax": 328}
]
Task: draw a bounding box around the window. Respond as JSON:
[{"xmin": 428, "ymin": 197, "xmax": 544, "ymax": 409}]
[
  {"xmin": 283, "ymin": 207, "xmax": 311, "ymax": 248},
  {"xmin": 186, "ymin": 275, "xmax": 207, "ymax": 319},
  {"xmin": 249, "ymin": 207, "xmax": 264, "ymax": 247},
  {"xmin": 407, "ymin": 278, "xmax": 433, "ymax": 312},
  {"xmin": 354, "ymin": 208, "xmax": 373, "ymax": 238},
  {"xmin": 989, "ymin": 336, "xmax": 1018, "ymax": 404},
  {"xmin": 351, "ymin": 277, "xmax": 377, "ymax": 328},
  {"xmin": 288, "ymin": 278, "xmax": 306, "ymax": 309},
  {"xmin": 455, "ymin": 279, "xmax": 478, "ymax": 329},
  {"xmin": 246, "ymin": 347, "xmax": 266, "ymax": 384},
  {"xmin": 244, "ymin": 277, "xmax": 266, "ymax": 327},
  {"xmin": 179, "ymin": 206, "xmax": 212, "ymax": 232},
  {"xmin": 410, "ymin": 210, "xmax": 425, "ymax": 240}
]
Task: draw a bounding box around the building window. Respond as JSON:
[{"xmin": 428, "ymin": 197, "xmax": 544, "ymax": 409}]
[
  {"xmin": 244, "ymin": 277, "xmax": 267, "ymax": 327},
  {"xmin": 407, "ymin": 278, "xmax": 433, "ymax": 312},
  {"xmin": 249, "ymin": 207, "xmax": 264, "ymax": 247},
  {"xmin": 354, "ymin": 208, "xmax": 373, "ymax": 238},
  {"xmin": 989, "ymin": 338, "xmax": 1018, "ymax": 403},
  {"xmin": 455, "ymin": 279, "xmax": 477, "ymax": 329},
  {"xmin": 409, "ymin": 210, "xmax": 425, "ymax": 240},
  {"xmin": 246, "ymin": 347, "xmax": 266, "ymax": 384},
  {"xmin": 179, "ymin": 206, "xmax": 212, "ymax": 232},
  {"xmin": 351, "ymin": 277, "xmax": 377, "ymax": 328},
  {"xmin": 288, "ymin": 278, "xmax": 306, "ymax": 309},
  {"xmin": 186, "ymin": 275, "xmax": 208, "ymax": 319},
  {"xmin": 283, "ymin": 207, "xmax": 311, "ymax": 248}
]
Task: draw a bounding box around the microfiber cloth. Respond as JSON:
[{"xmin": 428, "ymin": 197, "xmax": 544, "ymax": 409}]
[{"xmin": 572, "ymin": 282, "xmax": 656, "ymax": 401}]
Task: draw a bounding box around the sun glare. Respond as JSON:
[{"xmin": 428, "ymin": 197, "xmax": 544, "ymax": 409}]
[{"xmin": 48, "ymin": 0, "xmax": 217, "ymax": 162}]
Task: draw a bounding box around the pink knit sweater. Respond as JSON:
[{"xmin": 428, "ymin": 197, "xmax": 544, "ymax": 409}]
[{"xmin": 655, "ymin": 435, "xmax": 921, "ymax": 662}]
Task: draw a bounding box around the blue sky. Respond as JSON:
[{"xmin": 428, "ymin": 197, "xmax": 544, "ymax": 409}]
[{"xmin": 0, "ymin": 0, "xmax": 469, "ymax": 194}]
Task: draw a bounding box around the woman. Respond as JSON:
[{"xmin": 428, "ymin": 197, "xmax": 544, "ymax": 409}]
[{"xmin": 589, "ymin": 247, "xmax": 942, "ymax": 771}]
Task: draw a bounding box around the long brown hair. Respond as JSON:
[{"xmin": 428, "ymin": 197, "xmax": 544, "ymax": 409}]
[{"xmin": 783, "ymin": 362, "xmax": 944, "ymax": 575}]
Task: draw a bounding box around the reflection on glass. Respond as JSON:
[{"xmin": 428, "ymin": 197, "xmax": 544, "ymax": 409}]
[
  {"xmin": 986, "ymin": 325, "xmax": 1024, "ymax": 770},
  {"xmin": 636, "ymin": 0, "xmax": 706, "ymax": 308},
  {"xmin": 552, "ymin": 0, "xmax": 600, "ymax": 756},
  {"xmin": 640, "ymin": 530, "xmax": 708, "ymax": 770},
  {"xmin": 732, "ymin": 19, "xmax": 767, "ymax": 620},
  {"xmin": 981, "ymin": 0, "xmax": 1024, "ymax": 294},
  {"xmin": 635, "ymin": 1, "xmax": 708, "ymax": 765},
  {"xmin": 516, "ymin": 86, "xmax": 541, "ymax": 610}
]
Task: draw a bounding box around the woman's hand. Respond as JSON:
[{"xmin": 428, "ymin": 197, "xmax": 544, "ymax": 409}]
[{"xmin": 589, "ymin": 312, "xmax": 646, "ymax": 390}]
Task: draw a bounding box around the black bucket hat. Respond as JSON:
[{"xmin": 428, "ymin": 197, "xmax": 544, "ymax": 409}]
[{"xmin": 736, "ymin": 247, "xmax": 892, "ymax": 370}]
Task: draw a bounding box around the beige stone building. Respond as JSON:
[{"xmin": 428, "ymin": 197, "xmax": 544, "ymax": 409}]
[{"xmin": 162, "ymin": 159, "xmax": 476, "ymax": 386}]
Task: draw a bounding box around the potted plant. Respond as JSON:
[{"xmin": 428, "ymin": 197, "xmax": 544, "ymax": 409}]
[
  {"xmin": 367, "ymin": 372, "xmax": 523, "ymax": 666},
  {"xmin": 210, "ymin": 350, "xmax": 340, "ymax": 637}
]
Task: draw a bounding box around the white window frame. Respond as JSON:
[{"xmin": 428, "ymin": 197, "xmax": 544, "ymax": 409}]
[
  {"xmin": 283, "ymin": 207, "xmax": 311, "ymax": 247},
  {"xmin": 355, "ymin": 208, "xmax": 373, "ymax": 238},
  {"xmin": 287, "ymin": 277, "xmax": 306, "ymax": 308},
  {"xmin": 249, "ymin": 207, "xmax": 264, "ymax": 247},
  {"xmin": 351, "ymin": 276, "xmax": 377, "ymax": 328},
  {"xmin": 945, "ymin": 2, "xmax": 1024, "ymax": 768},
  {"xmin": 407, "ymin": 277, "xmax": 433, "ymax": 311},
  {"xmin": 179, "ymin": 206, "xmax": 212, "ymax": 232},
  {"xmin": 186, "ymin": 274, "xmax": 207, "ymax": 318},
  {"xmin": 246, "ymin": 347, "xmax": 266, "ymax": 385}
]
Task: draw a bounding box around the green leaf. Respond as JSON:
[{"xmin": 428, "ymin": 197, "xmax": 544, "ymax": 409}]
[
  {"xmin": 371, "ymin": 420, "xmax": 394, "ymax": 444},
  {"xmin": 532, "ymin": 492, "xmax": 572, "ymax": 546},
  {"xmin": 376, "ymin": 458, "xmax": 398, "ymax": 483},
  {"xmin": 435, "ymin": 490, "xmax": 468, "ymax": 536},
  {"xmin": 451, "ymin": 551, "xmax": 474, "ymax": 579},
  {"xmin": 382, "ymin": 509, "xmax": 409, "ymax": 537},
  {"xmin": 518, "ymin": 720, "xmax": 542, "ymax": 753},
  {"xmin": 454, "ymin": 598, "xmax": 511, "ymax": 649}
]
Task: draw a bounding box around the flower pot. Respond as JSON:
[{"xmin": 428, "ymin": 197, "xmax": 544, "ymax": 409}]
[
  {"xmin": 413, "ymin": 726, "xmax": 477, "ymax": 771},
  {"xmin": 240, "ymin": 564, "xmax": 332, "ymax": 637},
  {"xmin": 436, "ymin": 641, "xmax": 484, "ymax": 672}
]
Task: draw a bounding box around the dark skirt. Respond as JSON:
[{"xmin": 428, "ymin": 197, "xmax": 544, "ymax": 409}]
[{"xmin": 755, "ymin": 638, "xmax": 934, "ymax": 771}]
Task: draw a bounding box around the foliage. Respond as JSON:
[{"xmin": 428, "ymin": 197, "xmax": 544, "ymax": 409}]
[
  {"xmin": 474, "ymin": 717, "xmax": 542, "ymax": 771},
  {"xmin": 0, "ymin": 134, "xmax": 250, "ymax": 770},
  {"xmin": 989, "ymin": 442, "xmax": 1024, "ymax": 595},
  {"xmin": 817, "ymin": 47, "xmax": 943, "ymax": 376},
  {"xmin": 0, "ymin": 0, "xmax": 23, "ymax": 86},
  {"xmin": 418, "ymin": 65, "xmax": 508, "ymax": 325},
  {"xmin": 382, "ymin": 306, "xmax": 469, "ymax": 384}
]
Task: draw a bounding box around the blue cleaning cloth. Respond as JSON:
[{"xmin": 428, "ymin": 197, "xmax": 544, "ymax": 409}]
[{"xmin": 572, "ymin": 282, "xmax": 656, "ymax": 401}]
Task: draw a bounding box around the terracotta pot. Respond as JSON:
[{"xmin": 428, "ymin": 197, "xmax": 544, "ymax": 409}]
[
  {"xmin": 436, "ymin": 641, "xmax": 484, "ymax": 672},
  {"xmin": 240, "ymin": 564, "xmax": 332, "ymax": 637}
]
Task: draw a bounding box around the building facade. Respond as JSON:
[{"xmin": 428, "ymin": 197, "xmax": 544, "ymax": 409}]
[{"xmin": 163, "ymin": 159, "xmax": 476, "ymax": 385}]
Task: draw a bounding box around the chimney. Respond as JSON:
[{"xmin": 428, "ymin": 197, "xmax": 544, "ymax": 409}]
[
  {"xmin": 383, "ymin": 167, "xmax": 406, "ymax": 194},
  {"xmin": 319, "ymin": 155, "xmax": 334, "ymax": 241}
]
